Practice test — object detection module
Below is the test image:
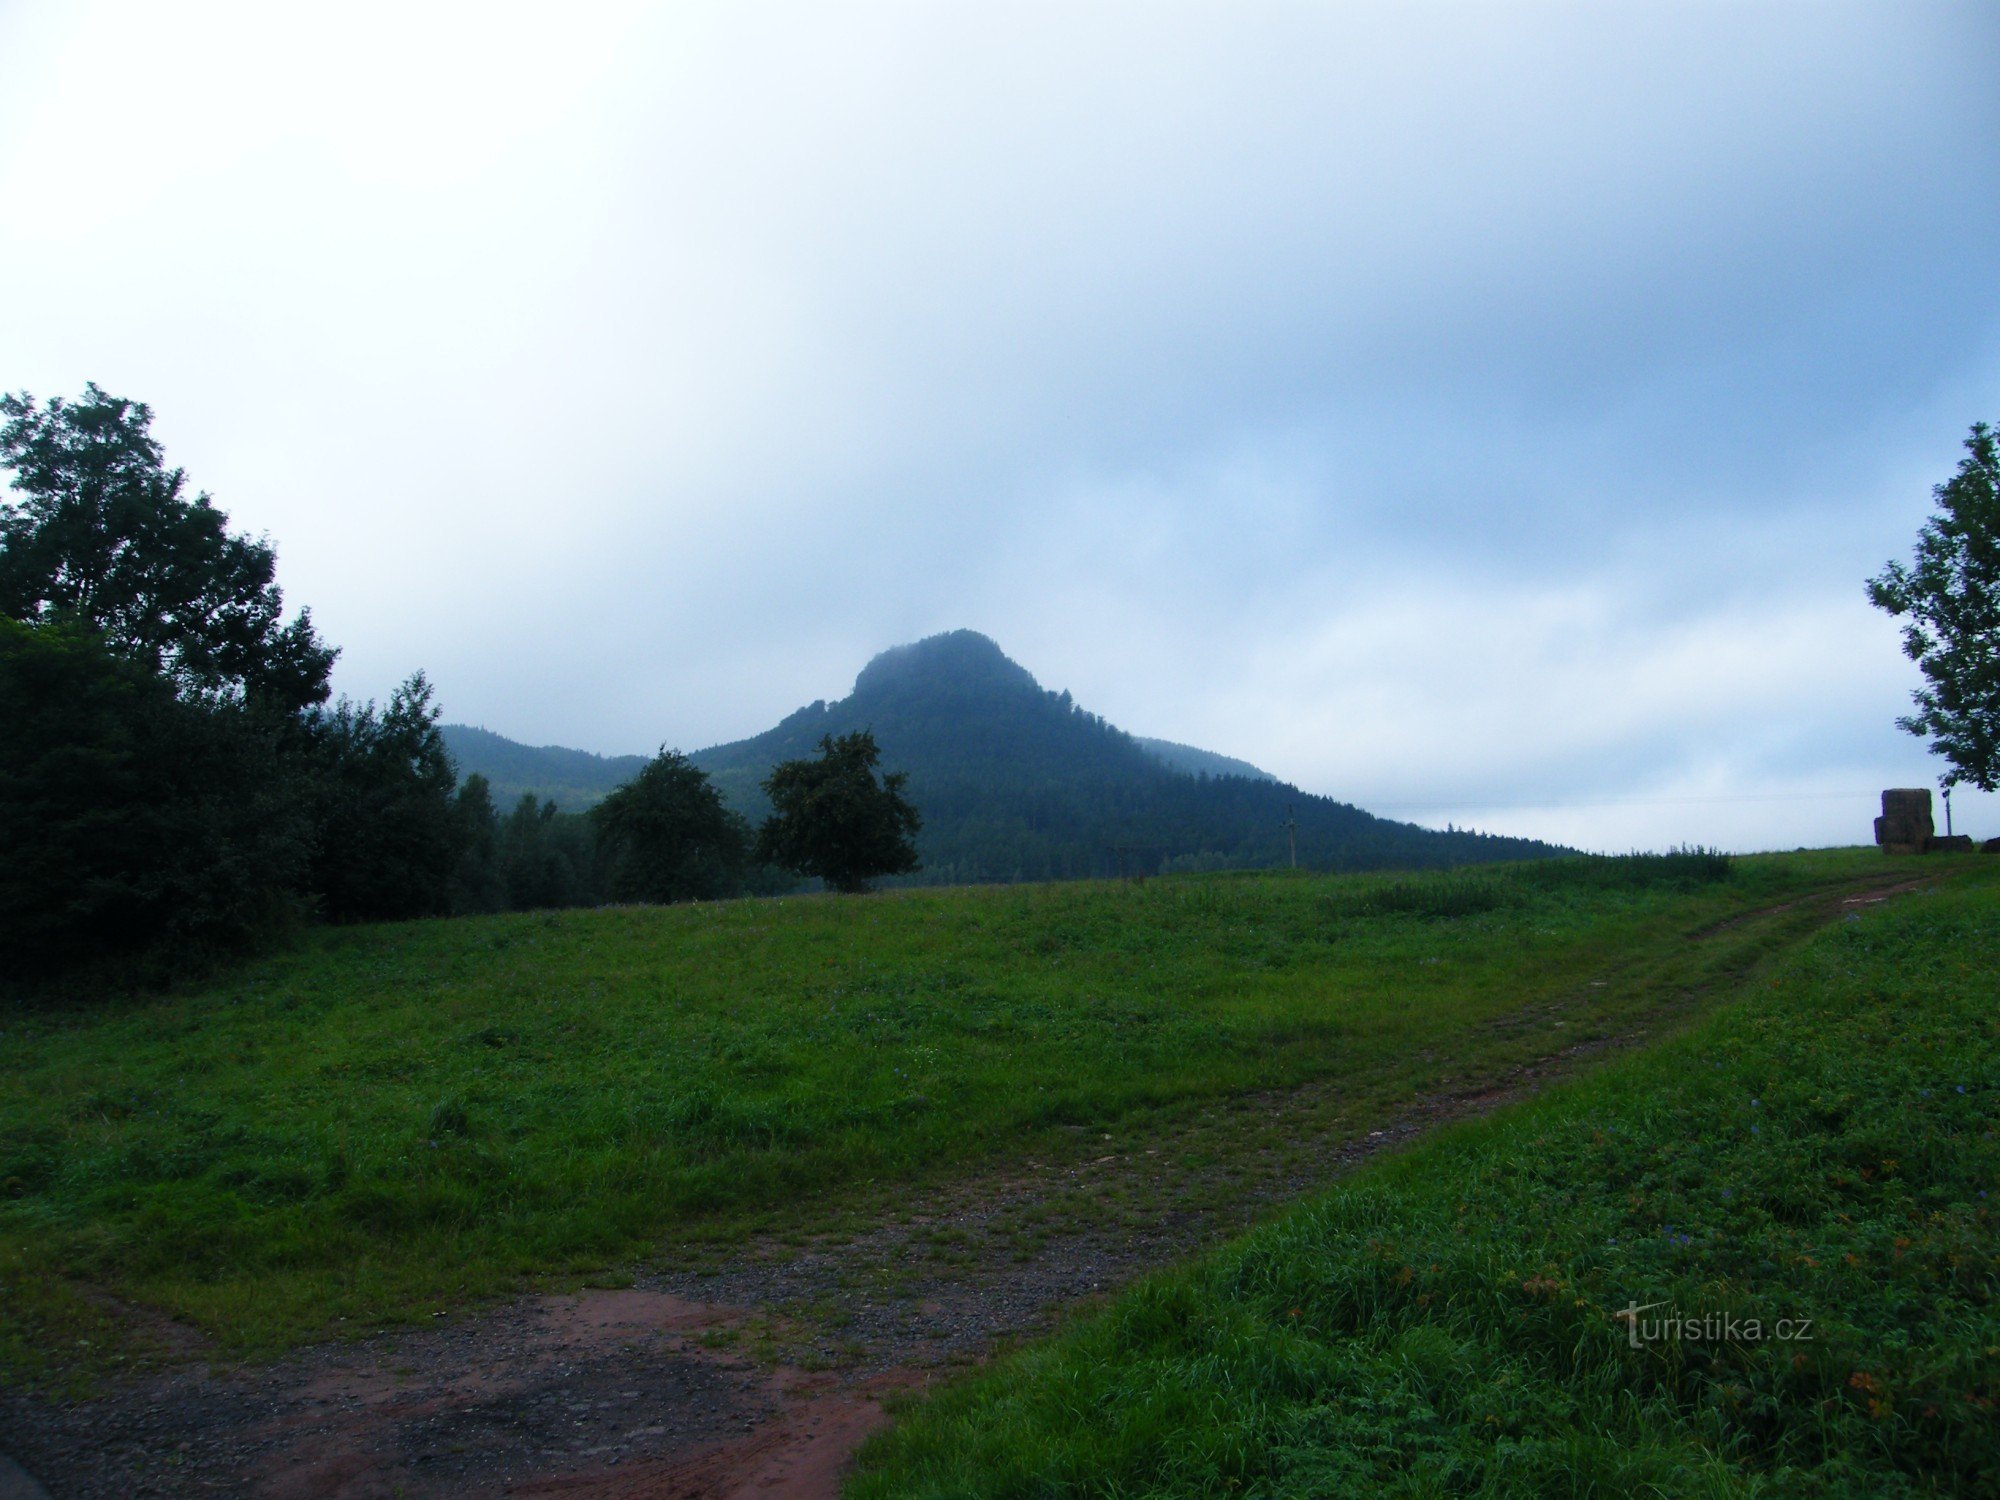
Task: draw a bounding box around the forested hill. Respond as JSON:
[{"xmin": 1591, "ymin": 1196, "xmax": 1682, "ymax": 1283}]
[
  {"xmin": 690, "ymin": 630, "xmax": 1565, "ymax": 883},
  {"xmin": 438, "ymin": 725, "xmax": 647, "ymax": 811}
]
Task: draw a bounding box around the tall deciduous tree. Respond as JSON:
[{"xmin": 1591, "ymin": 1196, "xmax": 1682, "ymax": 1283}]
[
  {"xmin": 1867, "ymin": 421, "xmax": 2000, "ymax": 791},
  {"xmin": 0, "ymin": 384, "xmax": 335, "ymax": 713},
  {"xmin": 756, "ymin": 731, "xmax": 920, "ymax": 893},
  {"xmin": 1, "ymin": 385, "xmax": 478, "ymax": 972},
  {"xmin": 592, "ymin": 749, "xmax": 750, "ymax": 903}
]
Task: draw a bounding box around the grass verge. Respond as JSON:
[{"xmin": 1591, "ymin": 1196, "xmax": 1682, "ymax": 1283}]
[{"xmin": 850, "ymin": 861, "xmax": 2000, "ymax": 1496}]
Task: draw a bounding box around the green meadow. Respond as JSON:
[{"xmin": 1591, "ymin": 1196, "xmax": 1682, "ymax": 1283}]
[
  {"xmin": 0, "ymin": 848, "xmax": 1938, "ymax": 1404},
  {"xmin": 852, "ymin": 859, "xmax": 2000, "ymax": 1496}
]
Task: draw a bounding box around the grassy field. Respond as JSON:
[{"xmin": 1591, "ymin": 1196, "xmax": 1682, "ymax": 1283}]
[
  {"xmin": 851, "ymin": 859, "xmax": 2000, "ymax": 1496},
  {"xmin": 0, "ymin": 848, "xmax": 1924, "ymax": 1396}
]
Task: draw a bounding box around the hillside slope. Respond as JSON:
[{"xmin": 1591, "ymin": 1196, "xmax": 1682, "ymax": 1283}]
[
  {"xmin": 691, "ymin": 630, "xmax": 1562, "ymax": 882},
  {"xmin": 438, "ymin": 725, "xmax": 647, "ymax": 811},
  {"xmin": 1134, "ymin": 736, "xmax": 1278, "ymax": 783}
]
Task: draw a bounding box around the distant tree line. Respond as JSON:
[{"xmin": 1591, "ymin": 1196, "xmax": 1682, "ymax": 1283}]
[
  {"xmin": 0, "ymin": 386, "xmax": 919, "ymax": 986},
  {"xmin": 443, "ymin": 728, "xmax": 919, "ymax": 916}
]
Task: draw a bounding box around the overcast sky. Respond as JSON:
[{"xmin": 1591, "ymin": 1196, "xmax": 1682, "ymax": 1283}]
[{"xmin": 5, "ymin": 2, "xmax": 1997, "ymax": 852}]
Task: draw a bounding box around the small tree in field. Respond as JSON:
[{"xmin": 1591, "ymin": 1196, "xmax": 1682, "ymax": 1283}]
[
  {"xmin": 756, "ymin": 730, "xmax": 920, "ymax": 893},
  {"xmin": 1867, "ymin": 421, "xmax": 2000, "ymax": 791},
  {"xmin": 592, "ymin": 749, "xmax": 750, "ymax": 903}
]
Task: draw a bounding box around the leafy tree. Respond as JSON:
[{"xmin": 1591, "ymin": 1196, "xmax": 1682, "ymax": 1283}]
[
  {"xmin": 499, "ymin": 794, "xmax": 600, "ymax": 909},
  {"xmin": 448, "ymin": 773, "xmax": 508, "ymax": 914},
  {"xmin": 756, "ymin": 730, "xmax": 920, "ymax": 893},
  {"xmin": 0, "ymin": 383, "xmax": 338, "ymax": 975},
  {"xmin": 0, "ymin": 384, "xmax": 335, "ymax": 713},
  {"xmin": 0, "ymin": 619, "xmax": 310, "ymax": 974},
  {"xmin": 1868, "ymin": 421, "xmax": 2000, "ymax": 791},
  {"xmin": 306, "ymin": 673, "xmax": 462, "ymax": 922},
  {"xmin": 593, "ymin": 749, "xmax": 750, "ymax": 903},
  {"xmin": 0, "ymin": 384, "xmax": 479, "ymax": 974}
]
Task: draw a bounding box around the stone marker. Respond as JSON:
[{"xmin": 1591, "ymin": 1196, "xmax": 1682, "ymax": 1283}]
[
  {"xmin": 1875, "ymin": 788, "xmax": 1933, "ymax": 855},
  {"xmin": 1928, "ymin": 834, "xmax": 1974, "ymax": 853}
]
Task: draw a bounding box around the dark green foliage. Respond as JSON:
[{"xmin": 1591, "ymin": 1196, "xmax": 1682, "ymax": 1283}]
[
  {"xmin": 0, "ymin": 620, "xmax": 308, "ymax": 976},
  {"xmin": 698, "ymin": 631, "xmax": 1565, "ymax": 884},
  {"xmin": 448, "ymin": 774, "xmax": 507, "ymax": 914},
  {"xmin": 446, "ymin": 788, "xmax": 632, "ymax": 916},
  {"xmin": 757, "ymin": 730, "xmax": 921, "ymax": 893},
  {"xmin": 441, "ymin": 748, "xmax": 782, "ymax": 911},
  {"xmin": 0, "ymin": 386, "xmax": 476, "ymax": 976},
  {"xmin": 498, "ymin": 796, "xmax": 601, "ymax": 909},
  {"xmin": 1867, "ymin": 420, "xmax": 2000, "ymax": 791},
  {"xmin": 592, "ymin": 749, "xmax": 750, "ymax": 903},
  {"xmin": 0, "ymin": 385, "xmax": 335, "ymax": 715},
  {"xmin": 304, "ymin": 674, "xmax": 461, "ymax": 923},
  {"xmin": 440, "ymin": 781, "xmax": 605, "ymax": 914}
]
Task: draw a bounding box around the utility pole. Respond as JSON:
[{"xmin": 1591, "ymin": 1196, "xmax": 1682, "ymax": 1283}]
[
  {"xmin": 1944, "ymin": 784, "xmax": 1954, "ymax": 838},
  {"xmin": 1286, "ymin": 803, "xmax": 1297, "ymax": 869}
]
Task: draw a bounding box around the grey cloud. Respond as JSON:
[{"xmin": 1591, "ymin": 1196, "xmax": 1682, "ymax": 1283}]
[{"xmin": 2, "ymin": 2, "xmax": 1996, "ymax": 850}]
